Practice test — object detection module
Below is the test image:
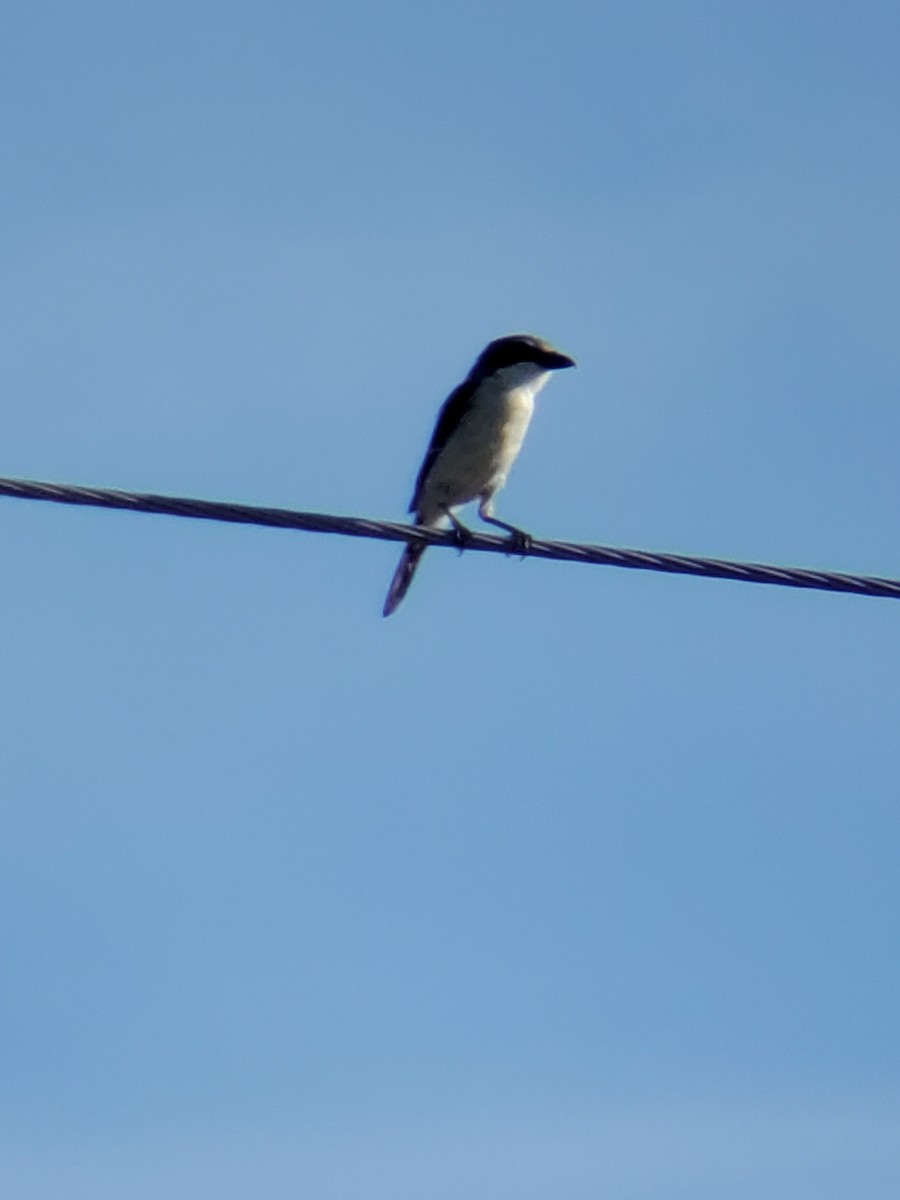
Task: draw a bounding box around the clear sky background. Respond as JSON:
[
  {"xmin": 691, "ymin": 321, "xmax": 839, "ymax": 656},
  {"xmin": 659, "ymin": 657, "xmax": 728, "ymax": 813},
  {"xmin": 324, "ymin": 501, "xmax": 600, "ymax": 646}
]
[{"xmin": 2, "ymin": 2, "xmax": 899, "ymax": 1197}]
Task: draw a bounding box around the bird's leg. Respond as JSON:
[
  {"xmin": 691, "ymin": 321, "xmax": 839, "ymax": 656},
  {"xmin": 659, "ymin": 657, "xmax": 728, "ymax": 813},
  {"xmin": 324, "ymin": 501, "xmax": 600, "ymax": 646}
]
[
  {"xmin": 477, "ymin": 495, "xmax": 532, "ymax": 556},
  {"xmin": 440, "ymin": 505, "xmax": 473, "ymax": 554}
]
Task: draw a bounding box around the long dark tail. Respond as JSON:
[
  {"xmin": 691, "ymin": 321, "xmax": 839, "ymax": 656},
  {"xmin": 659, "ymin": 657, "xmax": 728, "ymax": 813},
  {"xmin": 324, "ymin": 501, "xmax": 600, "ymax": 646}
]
[{"xmin": 383, "ymin": 542, "xmax": 427, "ymax": 617}]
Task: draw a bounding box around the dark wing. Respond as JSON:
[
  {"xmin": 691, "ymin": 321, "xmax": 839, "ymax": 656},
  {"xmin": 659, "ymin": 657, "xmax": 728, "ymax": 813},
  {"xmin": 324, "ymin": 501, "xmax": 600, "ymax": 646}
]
[{"xmin": 408, "ymin": 377, "xmax": 477, "ymax": 513}]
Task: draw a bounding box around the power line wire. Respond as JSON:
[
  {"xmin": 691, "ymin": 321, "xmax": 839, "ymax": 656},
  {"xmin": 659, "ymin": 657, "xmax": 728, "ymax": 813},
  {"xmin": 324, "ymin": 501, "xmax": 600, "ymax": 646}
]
[{"xmin": 0, "ymin": 474, "xmax": 897, "ymax": 602}]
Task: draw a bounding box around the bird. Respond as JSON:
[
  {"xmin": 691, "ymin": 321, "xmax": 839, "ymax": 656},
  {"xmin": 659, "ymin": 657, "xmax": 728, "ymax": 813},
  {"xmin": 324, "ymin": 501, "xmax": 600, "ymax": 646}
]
[{"xmin": 383, "ymin": 333, "xmax": 576, "ymax": 616}]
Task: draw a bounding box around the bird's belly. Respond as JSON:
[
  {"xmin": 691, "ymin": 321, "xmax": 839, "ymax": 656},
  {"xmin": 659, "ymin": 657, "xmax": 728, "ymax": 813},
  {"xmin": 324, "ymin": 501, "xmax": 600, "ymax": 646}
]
[{"xmin": 421, "ymin": 389, "xmax": 534, "ymax": 516}]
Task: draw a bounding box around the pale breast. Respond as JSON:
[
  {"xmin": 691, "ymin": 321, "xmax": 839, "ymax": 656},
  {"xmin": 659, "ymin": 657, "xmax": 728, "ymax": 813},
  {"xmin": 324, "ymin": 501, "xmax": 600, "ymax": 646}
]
[{"xmin": 418, "ymin": 373, "xmax": 547, "ymax": 521}]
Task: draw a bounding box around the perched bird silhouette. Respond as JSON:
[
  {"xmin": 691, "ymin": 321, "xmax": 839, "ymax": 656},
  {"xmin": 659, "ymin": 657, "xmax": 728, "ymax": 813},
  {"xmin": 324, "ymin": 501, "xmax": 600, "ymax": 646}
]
[{"xmin": 383, "ymin": 333, "xmax": 575, "ymax": 616}]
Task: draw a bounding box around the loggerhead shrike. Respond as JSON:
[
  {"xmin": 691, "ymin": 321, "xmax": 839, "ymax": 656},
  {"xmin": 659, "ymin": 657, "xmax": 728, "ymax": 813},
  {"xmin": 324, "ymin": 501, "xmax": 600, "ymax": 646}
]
[{"xmin": 383, "ymin": 333, "xmax": 576, "ymax": 616}]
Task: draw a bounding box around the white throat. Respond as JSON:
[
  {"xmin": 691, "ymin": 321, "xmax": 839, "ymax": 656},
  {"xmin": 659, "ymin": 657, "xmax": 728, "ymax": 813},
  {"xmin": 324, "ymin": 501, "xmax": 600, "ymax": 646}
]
[{"xmin": 487, "ymin": 363, "xmax": 553, "ymax": 396}]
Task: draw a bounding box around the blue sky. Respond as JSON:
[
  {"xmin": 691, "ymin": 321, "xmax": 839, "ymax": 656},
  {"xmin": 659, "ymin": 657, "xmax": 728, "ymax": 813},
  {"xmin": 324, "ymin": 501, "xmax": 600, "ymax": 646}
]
[{"xmin": 2, "ymin": 2, "xmax": 900, "ymax": 1196}]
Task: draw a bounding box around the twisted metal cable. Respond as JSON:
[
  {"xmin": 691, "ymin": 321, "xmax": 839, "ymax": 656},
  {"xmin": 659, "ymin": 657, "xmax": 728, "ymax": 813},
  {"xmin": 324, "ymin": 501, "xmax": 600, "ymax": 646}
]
[{"xmin": 0, "ymin": 474, "xmax": 898, "ymax": 602}]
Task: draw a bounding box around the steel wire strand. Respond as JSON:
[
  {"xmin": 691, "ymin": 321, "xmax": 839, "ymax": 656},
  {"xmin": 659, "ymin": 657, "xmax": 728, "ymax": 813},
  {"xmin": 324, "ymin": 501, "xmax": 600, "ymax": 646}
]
[{"xmin": 0, "ymin": 475, "xmax": 898, "ymax": 601}]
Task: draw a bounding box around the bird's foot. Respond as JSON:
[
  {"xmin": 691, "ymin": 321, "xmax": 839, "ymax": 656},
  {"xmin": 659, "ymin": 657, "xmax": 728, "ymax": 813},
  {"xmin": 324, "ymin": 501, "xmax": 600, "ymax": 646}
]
[
  {"xmin": 504, "ymin": 528, "xmax": 533, "ymax": 558},
  {"xmin": 450, "ymin": 525, "xmax": 473, "ymax": 555},
  {"xmin": 440, "ymin": 507, "xmax": 473, "ymax": 556}
]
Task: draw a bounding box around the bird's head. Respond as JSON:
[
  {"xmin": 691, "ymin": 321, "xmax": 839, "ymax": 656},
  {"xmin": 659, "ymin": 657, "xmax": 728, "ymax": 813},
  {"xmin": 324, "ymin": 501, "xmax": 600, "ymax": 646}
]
[{"xmin": 475, "ymin": 334, "xmax": 576, "ymax": 377}]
